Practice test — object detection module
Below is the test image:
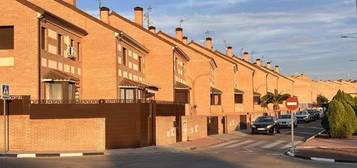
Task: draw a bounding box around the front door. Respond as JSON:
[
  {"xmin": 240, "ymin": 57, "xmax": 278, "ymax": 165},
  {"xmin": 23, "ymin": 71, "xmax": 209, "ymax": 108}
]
[{"xmin": 240, "ymin": 115, "xmax": 247, "ymax": 130}]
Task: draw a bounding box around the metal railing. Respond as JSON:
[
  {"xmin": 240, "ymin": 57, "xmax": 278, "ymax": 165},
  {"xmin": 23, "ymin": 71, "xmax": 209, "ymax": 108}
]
[{"xmin": 30, "ymin": 99, "xmax": 187, "ymax": 105}]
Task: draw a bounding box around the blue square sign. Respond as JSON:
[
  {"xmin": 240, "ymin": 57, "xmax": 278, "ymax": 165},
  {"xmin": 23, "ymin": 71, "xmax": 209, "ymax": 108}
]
[{"xmin": 1, "ymin": 85, "xmax": 9, "ymax": 99}]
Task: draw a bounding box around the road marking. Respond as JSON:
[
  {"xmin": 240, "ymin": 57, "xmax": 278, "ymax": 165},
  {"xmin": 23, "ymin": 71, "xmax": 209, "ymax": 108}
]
[
  {"xmin": 262, "ymin": 140, "xmax": 286, "ymax": 149},
  {"xmin": 245, "ymin": 140, "xmax": 267, "ymax": 148},
  {"xmin": 311, "ymin": 157, "xmax": 335, "ymax": 162},
  {"xmin": 17, "ymin": 154, "xmax": 36, "ymax": 158},
  {"xmin": 280, "ymin": 141, "xmax": 303, "ymax": 149},
  {"xmin": 60, "ymin": 153, "xmax": 83, "ymax": 157},
  {"xmin": 210, "ymin": 140, "xmax": 240, "ymax": 148},
  {"xmin": 225, "ymin": 140, "xmax": 254, "ymax": 148}
]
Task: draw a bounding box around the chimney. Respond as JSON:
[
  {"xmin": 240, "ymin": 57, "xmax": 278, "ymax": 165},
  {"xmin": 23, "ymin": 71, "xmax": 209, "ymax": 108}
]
[
  {"xmin": 134, "ymin": 7, "xmax": 144, "ymax": 26},
  {"xmin": 266, "ymin": 62, "xmax": 272, "ymax": 69},
  {"xmin": 255, "ymin": 59, "xmax": 261, "ymax": 66},
  {"xmin": 100, "ymin": 7, "xmax": 110, "ymax": 24},
  {"xmin": 175, "ymin": 28, "xmax": 183, "ymax": 41},
  {"xmin": 63, "ymin": 0, "xmax": 76, "ymax": 7},
  {"xmin": 226, "ymin": 46, "xmax": 233, "ymax": 57},
  {"xmin": 148, "ymin": 26, "xmax": 156, "ymax": 33},
  {"xmin": 243, "ymin": 52, "xmax": 249, "ymax": 61},
  {"xmin": 205, "ymin": 37, "xmax": 213, "ymax": 50},
  {"xmin": 183, "ymin": 36, "xmax": 188, "ymax": 44},
  {"xmin": 274, "ymin": 65, "xmax": 280, "ymax": 73}
]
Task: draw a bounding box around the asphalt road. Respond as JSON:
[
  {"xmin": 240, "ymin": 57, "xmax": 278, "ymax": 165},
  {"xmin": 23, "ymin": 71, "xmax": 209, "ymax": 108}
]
[{"xmin": 0, "ymin": 119, "xmax": 356, "ymax": 168}]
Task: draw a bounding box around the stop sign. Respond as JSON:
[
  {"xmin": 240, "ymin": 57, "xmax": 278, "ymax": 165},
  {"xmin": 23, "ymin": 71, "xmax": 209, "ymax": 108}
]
[{"xmin": 285, "ymin": 97, "xmax": 299, "ymax": 111}]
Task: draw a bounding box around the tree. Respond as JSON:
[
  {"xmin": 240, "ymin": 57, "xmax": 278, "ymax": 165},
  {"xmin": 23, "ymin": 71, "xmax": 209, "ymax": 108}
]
[
  {"xmin": 322, "ymin": 91, "xmax": 357, "ymax": 138},
  {"xmin": 261, "ymin": 89, "xmax": 291, "ymax": 112},
  {"xmin": 316, "ymin": 94, "xmax": 329, "ymax": 108}
]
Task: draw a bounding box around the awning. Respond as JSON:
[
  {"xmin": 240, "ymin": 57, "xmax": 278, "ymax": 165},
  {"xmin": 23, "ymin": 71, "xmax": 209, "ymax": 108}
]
[
  {"xmin": 119, "ymin": 78, "xmax": 159, "ymax": 91},
  {"xmin": 42, "ymin": 70, "xmax": 79, "ymax": 83},
  {"xmin": 235, "ymin": 89, "xmax": 244, "ymax": 94},
  {"xmin": 175, "ymin": 82, "xmax": 191, "ymax": 90},
  {"xmin": 253, "ymin": 92, "xmax": 261, "ymax": 96},
  {"xmin": 211, "ymin": 87, "xmax": 222, "ymax": 94}
]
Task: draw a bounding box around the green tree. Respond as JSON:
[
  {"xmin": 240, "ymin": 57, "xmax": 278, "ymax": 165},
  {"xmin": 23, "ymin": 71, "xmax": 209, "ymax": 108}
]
[
  {"xmin": 316, "ymin": 94, "xmax": 329, "ymax": 107},
  {"xmin": 323, "ymin": 91, "xmax": 357, "ymax": 138},
  {"xmin": 261, "ymin": 89, "xmax": 291, "ymax": 112}
]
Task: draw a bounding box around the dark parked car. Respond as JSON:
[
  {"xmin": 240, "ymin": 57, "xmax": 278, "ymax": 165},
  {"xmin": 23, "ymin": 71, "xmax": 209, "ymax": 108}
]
[
  {"xmin": 251, "ymin": 116, "xmax": 280, "ymax": 135},
  {"xmin": 307, "ymin": 110, "xmax": 319, "ymax": 121}
]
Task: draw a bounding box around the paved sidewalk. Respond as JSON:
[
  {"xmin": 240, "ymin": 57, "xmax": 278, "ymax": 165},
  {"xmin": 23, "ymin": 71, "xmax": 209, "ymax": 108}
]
[
  {"xmin": 299, "ymin": 138, "xmax": 357, "ymax": 149},
  {"xmin": 294, "ymin": 136, "xmax": 357, "ymax": 162}
]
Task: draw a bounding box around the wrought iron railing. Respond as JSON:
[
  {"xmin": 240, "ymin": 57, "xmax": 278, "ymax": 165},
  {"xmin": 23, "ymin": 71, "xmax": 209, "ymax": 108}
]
[{"xmin": 30, "ymin": 99, "xmax": 186, "ymax": 105}]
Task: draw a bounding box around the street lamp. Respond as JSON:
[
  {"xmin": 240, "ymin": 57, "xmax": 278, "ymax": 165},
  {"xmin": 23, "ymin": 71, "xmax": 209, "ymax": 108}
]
[{"xmin": 341, "ymin": 35, "xmax": 357, "ymax": 39}]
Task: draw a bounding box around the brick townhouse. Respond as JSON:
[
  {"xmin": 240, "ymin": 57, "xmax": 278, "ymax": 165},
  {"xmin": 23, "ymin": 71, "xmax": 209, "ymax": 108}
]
[
  {"xmin": 107, "ymin": 7, "xmax": 190, "ymax": 102},
  {"xmin": 157, "ymin": 29, "xmax": 219, "ymax": 116},
  {"xmin": 1, "ymin": 0, "xmax": 159, "ymax": 101}
]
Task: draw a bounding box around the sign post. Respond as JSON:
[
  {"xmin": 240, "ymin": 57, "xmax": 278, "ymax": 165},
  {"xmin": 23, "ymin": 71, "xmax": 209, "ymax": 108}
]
[
  {"xmin": 1, "ymin": 84, "xmax": 9, "ymax": 154},
  {"xmin": 285, "ymin": 97, "xmax": 299, "ymax": 156}
]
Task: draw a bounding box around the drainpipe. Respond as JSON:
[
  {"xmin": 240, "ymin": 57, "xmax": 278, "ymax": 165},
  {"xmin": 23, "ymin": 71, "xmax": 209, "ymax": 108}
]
[{"xmin": 37, "ymin": 13, "xmax": 44, "ymax": 102}]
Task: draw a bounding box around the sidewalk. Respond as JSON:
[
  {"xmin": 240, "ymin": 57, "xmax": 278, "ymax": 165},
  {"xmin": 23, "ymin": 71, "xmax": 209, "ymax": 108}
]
[{"xmin": 294, "ymin": 135, "xmax": 357, "ymax": 163}]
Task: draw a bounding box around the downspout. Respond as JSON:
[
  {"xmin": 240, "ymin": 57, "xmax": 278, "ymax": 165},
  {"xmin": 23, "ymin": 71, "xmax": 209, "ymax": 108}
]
[
  {"xmin": 172, "ymin": 47, "xmax": 176, "ymax": 103},
  {"xmin": 38, "ymin": 14, "xmax": 43, "ymax": 102}
]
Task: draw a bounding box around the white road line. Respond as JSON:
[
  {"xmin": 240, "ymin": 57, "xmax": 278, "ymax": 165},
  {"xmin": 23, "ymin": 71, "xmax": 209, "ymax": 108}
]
[
  {"xmin": 60, "ymin": 153, "xmax": 83, "ymax": 157},
  {"xmin": 225, "ymin": 140, "xmax": 255, "ymax": 148},
  {"xmin": 245, "ymin": 140, "xmax": 267, "ymax": 148},
  {"xmin": 210, "ymin": 140, "xmax": 240, "ymax": 148},
  {"xmin": 17, "ymin": 154, "xmax": 36, "ymax": 158},
  {"xmin": 262, "ymin": 140, "xmax": 286, "ymax": 149},
  {"xmin": 280, "ymin": 141, "xmax": 303, "ymax": 149},
  {"xmin": 311, "ymin": 157, "xmax": 335, "ymax": 162}
]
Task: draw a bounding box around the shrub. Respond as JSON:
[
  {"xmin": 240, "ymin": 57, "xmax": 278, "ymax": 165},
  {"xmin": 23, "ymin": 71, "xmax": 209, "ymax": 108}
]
[{"xmin": 325, "ymin": 99, "xmax": 357, "ymax": 138}]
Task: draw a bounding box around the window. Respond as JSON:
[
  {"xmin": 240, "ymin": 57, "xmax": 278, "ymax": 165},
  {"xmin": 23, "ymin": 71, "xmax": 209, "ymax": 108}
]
[
  {"xmin": 0, "ymin": 26, "xmax": 14, "ymax": 49},
  {"xmin": 175, "ymin": 90, "xmax": 189, "ymax": 104},
  {"xmin": 253, "ymin": 95, "xmax": 261, "ymax": 105},
  {"xmin": 68, "ymin": 84, "xmax": 75, "ymax": 100},
  {"xmin": 57, "ymin": 34, "xmax": 62, "ymax": 55},
  {"xmin": 210, "ymin": 94, "xmax": 221, "ymax": 105},
  {"xmin": 45, "ymin": 83, "xmax": 63, "ymax": 100},
  {"xmin": 235, "ymin": 94, "xmax": 243, "ymax": 104},
  {"xmin": 77, "ymin": 42, "xmax": 80, "ymax": 61},
  {"xmin": 122, "ymin": 47, "xmax": 127, "ymax": 65},
  {"xmin": 44, "ymin": 82, "xmax": 76, "ymax": 100},
  {"xmin": 120, "ymin": 88, "xmax": 145, "ymax": 102},
  {"xmin": 138, "ymin": 56, "xmax": 142, "ymax": 72},
  {"xmin": 41, "ymin": 27, "xmax": 46, "ymax": 50}
]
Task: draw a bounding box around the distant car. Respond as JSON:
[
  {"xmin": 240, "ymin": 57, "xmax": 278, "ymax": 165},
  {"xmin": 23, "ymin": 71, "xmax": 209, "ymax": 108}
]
[
  {"xmin": 307, "ymin": 110, "xmax": 319, "ymax": 121},
  {"xmin": 251, "ymin": 116, "xmax": 280, "ymax": 135},
  {"xmin": 277, "ymin": 114, "xmax": 297, "ymax": 128},
  {"xmin": 296, "ymin": 111, "xmax": 311, "ymax": 123}
]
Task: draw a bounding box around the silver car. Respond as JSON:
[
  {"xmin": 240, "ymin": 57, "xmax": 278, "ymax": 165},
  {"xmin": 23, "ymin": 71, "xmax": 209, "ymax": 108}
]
[
  {"xmin": 277, "ymin": 114, "xmax": 297, "ymax": 128},
  {"xmin": 295, "ymin": 111, "xmax": 311, "ymax": 123}
]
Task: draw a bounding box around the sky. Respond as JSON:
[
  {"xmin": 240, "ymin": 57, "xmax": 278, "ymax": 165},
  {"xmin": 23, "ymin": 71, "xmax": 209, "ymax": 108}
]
[{"xmin": 77, "ymin": 0, "xmax": 357, "ymax": 80}]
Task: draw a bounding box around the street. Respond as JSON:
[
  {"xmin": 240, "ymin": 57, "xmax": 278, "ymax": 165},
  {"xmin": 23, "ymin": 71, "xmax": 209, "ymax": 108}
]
[{"xmin": 0, "ymin": 119, "xmax": 355, "ymax": 168}]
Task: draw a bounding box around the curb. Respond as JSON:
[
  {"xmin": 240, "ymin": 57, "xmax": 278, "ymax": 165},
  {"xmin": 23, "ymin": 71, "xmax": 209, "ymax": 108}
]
[
  {"xmin": 0, "ymin": 152, "xmax": 104, "ymax": 158},
  {"xmin": 304, "ymin": 130, "xmax": 325, "ymax": 142},
  {"xmin": 286, "ymin": 151, "xmax": 357, "ymax": 163}
]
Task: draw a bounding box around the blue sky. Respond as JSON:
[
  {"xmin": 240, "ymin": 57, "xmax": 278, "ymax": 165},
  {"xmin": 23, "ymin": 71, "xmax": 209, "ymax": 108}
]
[{"xmin": 78, "ymin": 0, "xmax": 357, "ymax": 80}]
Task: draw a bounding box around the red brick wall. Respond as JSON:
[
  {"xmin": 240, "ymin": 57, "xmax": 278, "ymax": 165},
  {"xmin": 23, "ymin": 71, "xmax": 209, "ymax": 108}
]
[
  {"xmin": 0, "ymin": 115, "xmax": 105, "ymax": 152},
  {"xmin": 227, "ymin": 115, "xmax": 241, "ymax": 133}
]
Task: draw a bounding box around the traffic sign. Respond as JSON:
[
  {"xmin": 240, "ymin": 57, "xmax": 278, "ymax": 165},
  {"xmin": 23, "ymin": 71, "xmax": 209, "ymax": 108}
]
[
  {"xmin": 1, "ymin": 85, "xmax": 9, "ymax": 99},
  {"xmin": 285, "ymin": 97, "xmax": 299, "ymax": 111}
]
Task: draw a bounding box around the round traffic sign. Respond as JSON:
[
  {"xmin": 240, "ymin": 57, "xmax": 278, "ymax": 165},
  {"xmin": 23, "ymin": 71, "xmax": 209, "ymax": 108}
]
[{"xmin": 285, "ymin": 97, "xmax": 299, "ymax": 111}]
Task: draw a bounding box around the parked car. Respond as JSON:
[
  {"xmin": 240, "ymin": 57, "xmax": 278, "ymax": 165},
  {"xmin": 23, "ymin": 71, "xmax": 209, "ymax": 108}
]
[
  {"xmin": 251, "ymin": 116, "xmax": 280, "ymax": 135},
  {"xmin": 277, "ymin": 114, "xmax": 297, "ymax": 128},
  {"xmin": 296, "ymin": 111, "xmax": 311, "ymax": 123},
  {"xmin": 307, "ymin": 110, "xmax": 319, "ymax": 121}
]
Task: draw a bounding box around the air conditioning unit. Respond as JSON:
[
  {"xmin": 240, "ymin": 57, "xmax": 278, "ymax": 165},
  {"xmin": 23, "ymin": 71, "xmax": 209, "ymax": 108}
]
[{"xmin": 66, "ymin": 47, "xmax": 77, "ymax": 59}]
